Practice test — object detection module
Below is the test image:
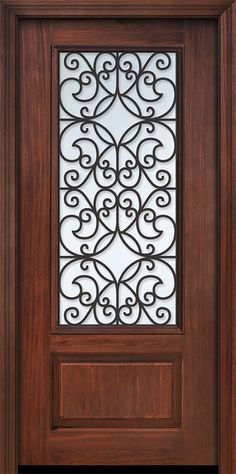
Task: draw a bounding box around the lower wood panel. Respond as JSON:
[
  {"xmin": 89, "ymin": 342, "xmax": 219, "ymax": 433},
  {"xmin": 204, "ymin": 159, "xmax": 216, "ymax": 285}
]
[{"xmin": 52, "ymin": 353, "xmax": 182, "ymax": 428}]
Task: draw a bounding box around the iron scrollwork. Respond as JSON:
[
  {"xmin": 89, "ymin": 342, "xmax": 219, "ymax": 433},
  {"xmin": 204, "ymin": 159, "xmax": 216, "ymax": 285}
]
[{"xmin": 59, "ymin": 51, "xmax": 177, "ymax": 326}]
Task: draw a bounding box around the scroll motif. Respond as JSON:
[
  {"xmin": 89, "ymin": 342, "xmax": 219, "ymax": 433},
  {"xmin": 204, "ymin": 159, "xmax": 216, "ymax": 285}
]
[{"xmin": 59, "ymin": 51, "xmax": 177, "ymax": 326}]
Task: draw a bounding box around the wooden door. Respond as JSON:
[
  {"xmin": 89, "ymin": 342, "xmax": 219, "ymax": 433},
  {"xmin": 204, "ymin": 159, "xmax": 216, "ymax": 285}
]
[{"xmin": 18, "ymin": 18, "xmax": 217, "ymax": 466}]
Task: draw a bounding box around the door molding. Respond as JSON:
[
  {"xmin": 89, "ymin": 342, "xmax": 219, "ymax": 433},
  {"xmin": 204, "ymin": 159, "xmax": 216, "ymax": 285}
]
[{"xmin": 0, "ymin": 1, "xmax": 235, "ymax": 472}]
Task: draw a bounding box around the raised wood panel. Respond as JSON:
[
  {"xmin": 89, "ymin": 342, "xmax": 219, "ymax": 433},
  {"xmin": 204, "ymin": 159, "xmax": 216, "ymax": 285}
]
[
  {"xmin": 52, "ymin": 353, "xmax": 182, "ymax": 428},
  {"xmin": 61, "ymin": 363, "xmax": 173, "ymax": 419}
]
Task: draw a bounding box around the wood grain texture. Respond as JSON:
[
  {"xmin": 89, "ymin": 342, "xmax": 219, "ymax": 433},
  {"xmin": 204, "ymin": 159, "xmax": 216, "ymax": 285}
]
[
  {"xmin": 219, "ymin": 2, "xmax": 236, "ymax": 473},
  {"xmin": 231, "ymin": 5, "xmax": 236, "ymax": 473},
  {"xmin": 52, "ymin": 353, "xmax": 182, "ymax": 428},
  {"xmin": 50, "ymin": 334, "xmax": 183, "ymax": 353},
  {"xmin": 18, "ymin": 19, "xmax": 51, "ymax": 465},
  {"xmin": 60, "ymin": 363, "xmax": 173, "ymax": 419},
  {"xmin": 0, "ymin": 4, "xmax": 18, "ymax": 474},
  {"xmin": 49, "ymin": 429, "xmax": 182, "ymax": 465},
  {"xmin": 0, "ymin": 1, "xmax": 235, "ymax": 473},
  {"xmin": 19, "ymin": 18, "xmax": 217, "ymax": 466},
  {"xmin": 182, "ymin": 19, "xmax": 218, "ymax": 465},
  {"xmin": 0, "ymin": 3, "xmax": 5, "ymax": 473},
  {"xmin": 0, "ymin": 0, "xmax": 235, "ymax": 18}
]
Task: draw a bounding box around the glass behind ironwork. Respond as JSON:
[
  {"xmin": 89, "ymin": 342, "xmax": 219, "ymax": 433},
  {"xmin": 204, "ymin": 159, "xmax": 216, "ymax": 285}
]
[{"xmin": 59, "ymin": 51, "xmax": 177, "ymax": 326}]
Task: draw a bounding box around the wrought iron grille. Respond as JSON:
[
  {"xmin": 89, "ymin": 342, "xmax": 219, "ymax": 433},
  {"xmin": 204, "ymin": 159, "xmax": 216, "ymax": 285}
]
[{"xmin": 58, "ymin": 51, "xmax": 177, "ymax": 326}]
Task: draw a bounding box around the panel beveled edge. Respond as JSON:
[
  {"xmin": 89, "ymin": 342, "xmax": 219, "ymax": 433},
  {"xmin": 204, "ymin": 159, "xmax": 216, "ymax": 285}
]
[
  {"xmin": 51, "ymin": 352, "xmax": 182, "ymax": 429},
  {"xmin": 0, "ymin": 1, "xmax": 236, "ymax": 473}
]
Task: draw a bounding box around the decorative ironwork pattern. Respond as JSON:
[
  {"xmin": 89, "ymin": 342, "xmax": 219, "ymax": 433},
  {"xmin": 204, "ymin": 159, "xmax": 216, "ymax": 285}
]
[{"xmin": 59, "ymin": 51, "xmax": 177, "ymax": 326}]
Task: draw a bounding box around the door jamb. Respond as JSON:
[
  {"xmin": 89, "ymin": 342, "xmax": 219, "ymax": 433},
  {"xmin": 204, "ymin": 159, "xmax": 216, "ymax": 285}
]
[{"xmin": 0, "ymin": 1, "xmax": 235, "ymax": 472}]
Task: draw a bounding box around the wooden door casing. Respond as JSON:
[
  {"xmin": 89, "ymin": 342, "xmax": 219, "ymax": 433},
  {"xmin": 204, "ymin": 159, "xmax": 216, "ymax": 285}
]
[
  {"xmin": 1, "ymin": 2, "xmax": 236, "ymax": 473},
  {"xmin": 18, "ymin": 18, "xmax": 217, "ymax": 466}
]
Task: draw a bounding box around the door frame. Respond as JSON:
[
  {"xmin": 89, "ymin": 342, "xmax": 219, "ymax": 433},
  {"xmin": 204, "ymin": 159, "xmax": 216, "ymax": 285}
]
[{"xmin": 0, "ymin": 1, "xmax": 235, "ymax": 472}]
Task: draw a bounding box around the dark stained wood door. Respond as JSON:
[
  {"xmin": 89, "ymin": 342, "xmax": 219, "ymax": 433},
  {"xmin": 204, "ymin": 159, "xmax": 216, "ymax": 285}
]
[{"xmin": 18, "ymin": 18, "xmax": 217, "ymax": 465}]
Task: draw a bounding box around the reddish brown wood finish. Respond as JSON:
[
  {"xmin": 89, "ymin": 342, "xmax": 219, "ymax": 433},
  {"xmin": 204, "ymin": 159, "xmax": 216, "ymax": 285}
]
[
  {"xmin": 52, "ymin": 353, "xmax": 182, "ymax": 428},
  {"xmin": 59, "ymin": 363, "xmax": 174, "ymax": 420},
  {"xmin": 1, "ymin": 0, "xmax": 235, "ymax": 17},
  {"xmin": 0, "ymin": 4, "xmax": 5, "ymax": 471},
  {"xmin": 0, "ymin": 3, "xmax": 18, "ymax": 473},
  {"xmin": 0, "ymin": 1, "xmax": 235, "ymax": 473},
  {"xmin": 18, "ymin": 19, "xmax": 51, "ymax": 465},
  {"xmin": 18, "ymin": 18, "xmax": 217, "ymax": 466},
  {"xmin": 219, "ymin": 3, "xmax": 236, "ymax": 473}
]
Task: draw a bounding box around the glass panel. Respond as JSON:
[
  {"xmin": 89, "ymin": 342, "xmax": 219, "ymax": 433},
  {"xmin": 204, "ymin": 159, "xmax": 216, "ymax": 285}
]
[{"xmin": 59, "ymin": 51, "xmax": 177, "ymax": 326}]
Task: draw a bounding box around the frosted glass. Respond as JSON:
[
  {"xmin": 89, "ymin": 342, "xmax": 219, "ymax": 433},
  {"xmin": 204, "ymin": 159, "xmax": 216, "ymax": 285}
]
[{"xmin": 58, "ymin": 51, "xmax": 177, "ymax": 326}]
